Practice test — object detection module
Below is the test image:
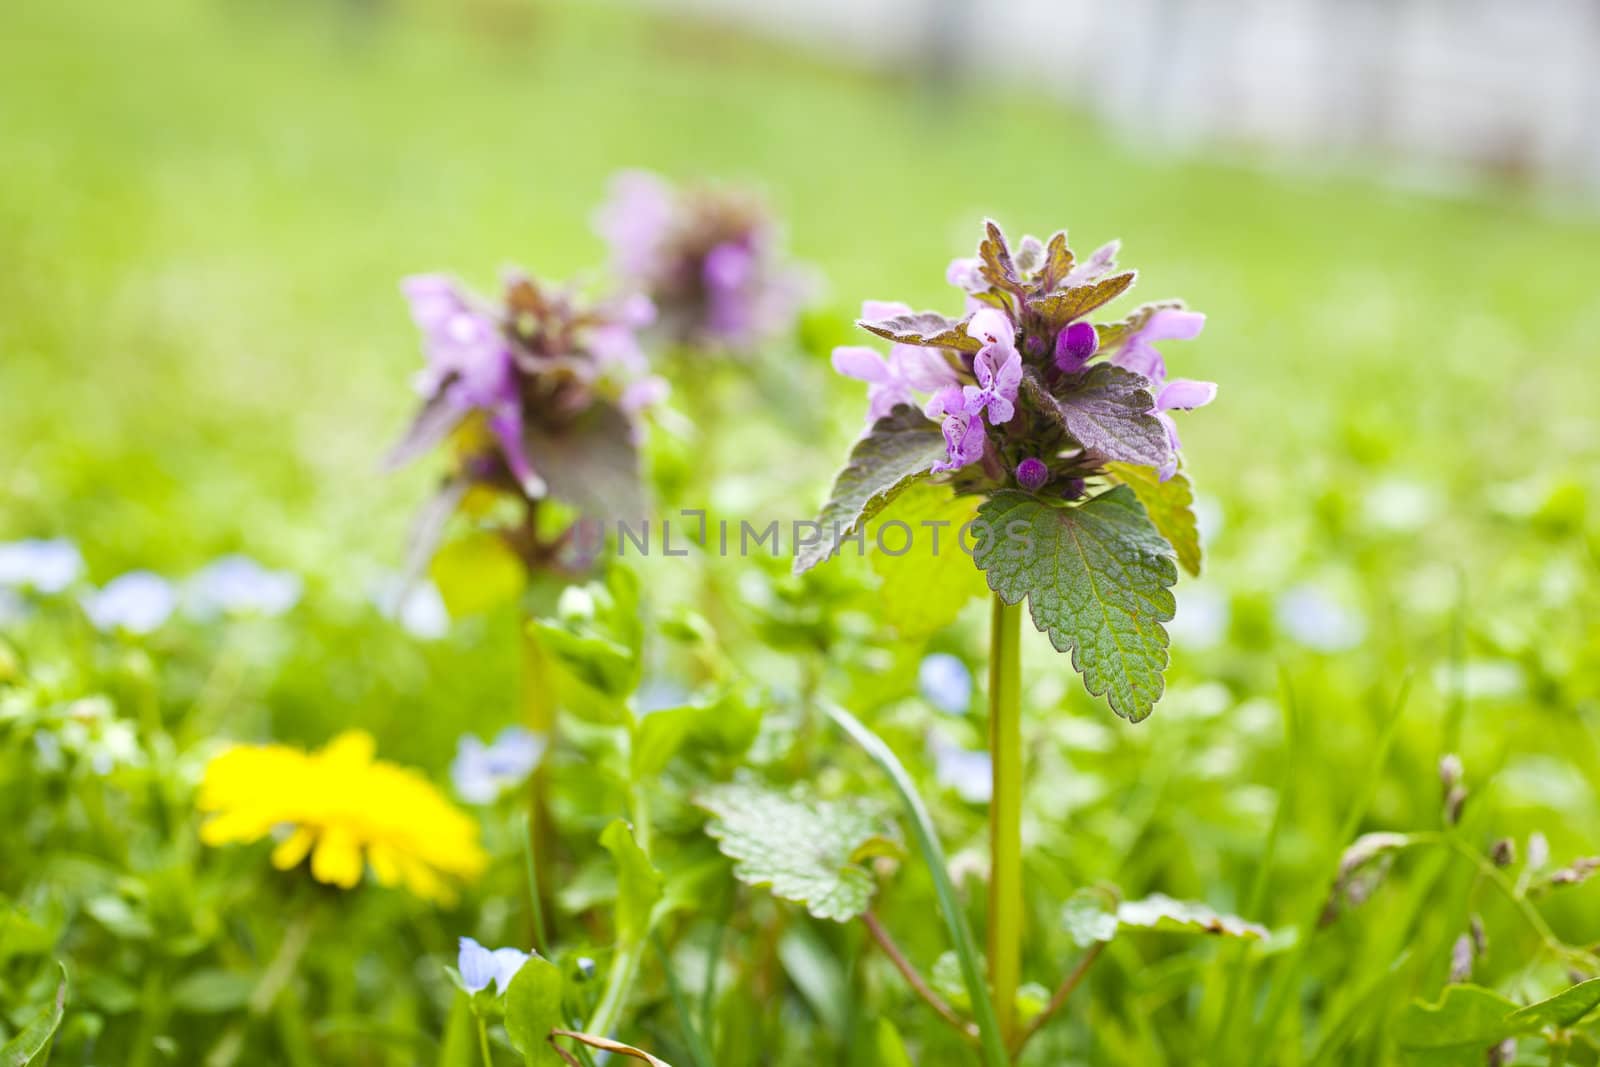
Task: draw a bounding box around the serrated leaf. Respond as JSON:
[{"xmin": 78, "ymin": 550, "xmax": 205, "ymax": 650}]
[
  {"xmin": 1029, "ymin": 271, "xmax": 1136, "ymax": 323},
  {"xmin": 795, "ymin": 406, "xmax": 948, "ymax": 574},
  {"xmin": 972, "ymin": 488, "xmax": 1176, "ymax": 721},
  {"xmin": 1506, "ymin": 977, "xmax": 1600, "ymax": 1030},
  {"xmin": 1106, "ymin": 463, "xmax": 1202, "ymax": 577},
  {"xmin": 504, "ymin": 955, "xmax": 566, "ymax": 1067},
  {"xmin": 1062, "ymin": 890, "xmax": 1118, "ymax": 948},
  {"xmin": 697, "ymin": 783, "xmax": 896, "ymax": 922},
  {"xmin": 523, "ymin": 400, "xmax": 643, "ymax": 521},
  {"xmin": 2, "ymin": 965, "xmax": 65, "ymax": 1066},
  {"xmin": 1115, "ymin": 894, "xmax": 1267, "ymax": 939},
  {"xmin": 1024, "ymin": 365, "xmax": 1173, "ymax": 471},
  {"xmin": 858, "ymin": 311, "xmax": 980, "ymax": 352},
  {"xmin": 978, "ymin": 220, "xmax": 1024, "ymax": 294},
  {"xmin": 599, "ymin": 819, "xmax": 662, "ymax": 949},
  {"xmin": 868, "ymin": 482, "xmax": 987, "ymax": 636},
  {"xmin": 1040, "ymin": 231, "xmax": 1074, "ymax": 290},
  {"xmin": 1395, "ymin": 985, "xmax": 1520, "ymax": 1053}
]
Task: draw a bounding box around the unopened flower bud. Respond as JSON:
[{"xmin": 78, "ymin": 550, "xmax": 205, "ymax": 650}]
[
  {"xmin": 1016, "ymin": 458, "xmax": 1049, "ymax": 492},
  {"xmin": 1490, "ymin": 838, "xmax": 1516, "ymax": 868},
  {"xmin": 1449, "ymin": 933, "xmax": 1474, "ymax": 983},
  {"xmin": 1054, "ymin": 321, "xmax": 1098, "ymax": 373},
  {"xmin": 1470, "ymin": 914, "xmax": 1487, "ymax": 956},
  {"xmin": 1445, "ymin": 784, "xmax": 1467, "ymax": 826},
  {"xmin": 1439, "ymin": 753, "xmax": 1463, "ymax": 792}
]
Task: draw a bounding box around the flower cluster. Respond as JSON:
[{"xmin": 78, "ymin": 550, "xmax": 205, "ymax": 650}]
[
  {"xmin": 594, "ymin": 170, "xmax": 809, "ymax": 353},
  {"xmin": 835, "ymin": 222, "xmax": 1215, "ymax": 487},
  {"xmin": 198, "ymin": 730, "xmax": 487, "ymax": 905},
  {"xmin": 387, "ymin": 269, "xmax": 664, "ymax": 506}
]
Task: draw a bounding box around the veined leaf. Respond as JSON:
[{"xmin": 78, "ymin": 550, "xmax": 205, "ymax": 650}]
[
  {"xmin": 1028, "ymin": 271, "xmax": 1136, "ymax": 323},
  {"xmin": 978, "ymin": 219, "xmax": 1024, "ymax": 294},
  {"xmin": 1024, "ymin": 365, "xmax": 1173, "ymax": 471},
  {"xmin": 794, "ymin": 406, "xmax": 948, "ymax": 574},
  {"xmin": 858, "ymin": 311, "xmax": 980, "ymax": 353},
  {"xmin": 504, "ymin": 955, "xmax": 567, "ymax": 1067},
  {"xmin": 1106, "ymin": 463, "xmax": 1202, "ymax": 577},
  {"xmin": 697, "ymin": 782, "xmax": 897, "ymax": 922},
  {"xmin": 1040, "ymin": 231, "xmax": 1074, "ymax": 290},
  {"xmin": 867, "ymin": 482, "xmax": 987, "ymax": 636},
  {"xmin": 973, "ymin": 488, "xmax": 1176, "ymax": 721}
]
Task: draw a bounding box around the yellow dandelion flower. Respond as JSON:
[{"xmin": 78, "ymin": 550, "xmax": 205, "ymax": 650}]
[{"xmin": 198, "ymin": 730, "xmax": 487, "ymax": 905}]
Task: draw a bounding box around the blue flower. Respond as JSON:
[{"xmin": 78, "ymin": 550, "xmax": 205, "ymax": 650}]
[
  {"xmin": 82, "ymin": 571, "xmax": 176, "ymax": 634},
  {"xmin": 372, "ymin": 577, "xmax": 450, "ymax": 640},
  {"xmin": 918, "ymin": 653, "xmax": 972, "ymax": 716},
  {"xmin": 186, "ymin": 555, "xmax": 302, "ymax": 618},
  {"xmin": 0, "ymin": 539, "xmax": 83, "ymax": 594},
  {"xmin": 457, "ymin": 937, "xmax": 529, "ymax": 995},
  {"xmin": 930, "ymin": 737, "xmax": 992, "ymax": 804},
  {"xmin": 1276, "ymin": 584, "xmax": 1365, "ymax": 652},
  {"xmin": 451, "ymin": 727, "xmax": 546, "ymax": 805}
]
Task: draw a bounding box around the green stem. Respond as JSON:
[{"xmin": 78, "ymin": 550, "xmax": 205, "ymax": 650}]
[
  {"xmin": 987, "ymin": 596, "xmax": 1024, "ymax": 1048},
  {"xmin": 653, "ymin": 930, "xmax": 715, "ymax": 1067},
  {"xmin": 522, "ymin": 619, "xmax": 556, "ymax": 951},
  {"xmin": 585, "ymin": 736, "xmax": 656, "ymax": 1040},
  {"xmin": 823, "ymin": 700, "xmax": 1010, "ymax": 1067},
  {"xmin": 477, "ymin": 1016, "xmax": 494, "ymax": 1067}
]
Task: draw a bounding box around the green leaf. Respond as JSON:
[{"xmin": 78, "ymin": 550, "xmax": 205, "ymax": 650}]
[
  {"xmin": 1039, "ymin": 231, "xmax": 1074, "ymax": 290},
  {"xmin": 1506, "ymin": 976, "xmax": 1600, "ymax": 1030},
  {"xmin": 1062, "ymin": 890, "xmax": 1119, "ymax": 948},
  {"xmin": 794, "ymin": 405, "xmax": 948, "ymax": 574},
  {"xmin": 977, "ymin": 219, "xmax": 1024, "ymax": 294},
  {"xmin": 1023, "ymin": 365, "xmax": 1173, "ymax": 471},
  {"xmin": 1394, "ymin": 985, "xmax": 1520, "ymax": 1054},
  {"xmin": 599, "ymin": 819, "xmax": 663, "ymax": 949},
  {"xmin": 867, "ymin": 482, "xmax": 988, "ymax": 636},
  {"xmin": 170, "ymin": 968, "xmax": 258, "ymax": 1014},
  {"xmin": 873, "ymin": 1018, "xmax": 916, "ymax": 1067},
  {"xmin": 1028, "ymin": 271, "xmax": 1137, "ymax": 323},
  {"xmin": 697, "ymin": 782, "xmax": 896, "ymax": 922},
  {"xmin": 972, "ymin": 488, "xmax": 1176, "ymax": 721},
  {"xmin": 1106, "ymin": 463, "xmax": 1202, "ymax": 577},
  {"xmin": 631, "ymin": 694, "xmax": 759, "ymax": 779},
  {"xmin": 1115, "ymin": 895, "xmax": 1267, "ymax": 939},
  {"xmin": 523, "ymin": 400, "xmax": 644, "ymax": 522},
  {"xmin": 504, "ymin": 954, "xmax": 566, "ymax": 1067},
  {"xmin": 430, "ymin": 531, "xmax": 526, "ymax": 619},
  {"xmin": 2, "ymin": 964, "xmax": 66, "ymax": 1066},
  {"xmin": 528, "ymin": 568, "xmax": 644, "ymax": 723},
  {"xmin": 858, "ymin": 311, "xmax": 980, "ymax": 353}
]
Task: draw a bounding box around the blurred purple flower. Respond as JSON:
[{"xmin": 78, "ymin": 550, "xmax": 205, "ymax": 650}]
[
  {"xmin": 918, "ymin": 653, "xmax": 972, "ymax": 716},
  {"xmin": 451, "ymin": 726, "xmax": 546, "ymax": 805},
  {"xmin": 82, "ymin": 571, "xmax": 176, "ymax": 634},
  {"xmin": 0, "ymin": 538, "xmax": 84, "ymax": 594},
  {"xmin": 186, "ymin": 555, "xmax": 302, "ymax": 618}
]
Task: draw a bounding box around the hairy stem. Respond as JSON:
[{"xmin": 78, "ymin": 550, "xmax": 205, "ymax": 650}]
[
  {"xmin": 1010, "ymin": 943, "xmax": 1103, "ymax": 1055},
  {"xmin": 861, "ymin": 911, "xmax": 978, "ymax": 1044},
  {"xmin": 988, "ymin": 595, "xmax": 1025, "ymax": 1047}
]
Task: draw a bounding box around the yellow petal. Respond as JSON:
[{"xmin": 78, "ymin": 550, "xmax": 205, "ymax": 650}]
[
  {"xmin": 367, "ymin": 842, "xmax": 402, "ymax": 888},
  {"xmin": 270, "ymin": 827, "xmax": 317, "ymax": 871},
  {"xmin": 310, "ymin": 826, "xmax": 364, "ymax": 889}
]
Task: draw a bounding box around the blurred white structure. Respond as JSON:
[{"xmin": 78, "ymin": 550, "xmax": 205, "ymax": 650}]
[{"xmin": 635, "ymin": 0, "xmax": 1600, "ymax": 192}]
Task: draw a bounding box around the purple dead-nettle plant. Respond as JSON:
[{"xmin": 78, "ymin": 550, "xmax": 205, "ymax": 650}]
[
  {"xmin": 800, "ymin": 222, "xmax": 1228, "ymax": 1057},
  {"xmin": 594, "ymin": 169, "xmax": 810, "ymax": 354},
  {"xmin": 386, "ymin": 268, "xmax": 663, "ymax": 575}
]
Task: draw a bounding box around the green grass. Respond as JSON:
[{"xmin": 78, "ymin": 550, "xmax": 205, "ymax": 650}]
[{"xmin": 3, "ymin": 0, "xmax": 1600, "ymax": 1063}]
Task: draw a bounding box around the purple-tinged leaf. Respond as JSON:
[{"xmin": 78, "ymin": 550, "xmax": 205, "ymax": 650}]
[
  {"xmin": 1028, "ymin": 271, "xmax": 1137, "ymax": 324},
  {"xmin": 1022, "ymin": 366, "xmax": 1173, "ymax": 471},
  {"xmin": 978, "ymin": 220, "xmax": 1025, "ymax": 295},
  {"xmin": 523, "ymin": 401, "xmax": 643, "ymax": 522},
  {"xmin": 383, "ymin": 388, "xmax": 468, "ymax": 473},
  {"xmin": 1040, "ymin": 231, "xmax": 1075, "ymax": 290},
  {"xmin": 1096, "ymin": 301, "xmax": 1185, "ymax": 352},
  {"xmin": 859, "ymin": 311, "xmax": 981, "ymax": 353}
]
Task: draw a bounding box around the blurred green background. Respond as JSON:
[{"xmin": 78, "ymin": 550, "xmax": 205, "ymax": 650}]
[{"xmin": 4, "ymin": 0, "xmax": 1600, "ymax": 1060}]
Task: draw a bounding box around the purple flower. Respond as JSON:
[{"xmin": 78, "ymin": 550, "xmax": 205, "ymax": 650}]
[
  {"xmin": 1015, "ymin": 458, "xmax": 1049, "ymax": 491},
  {"xmin": 962, "ymin": 344, "xmax": 1022, "ymax": 426},
  {"xmin": 593, "ymin": 170, "xmax": 675, "ymax": 279},
  {"xmin": 926, "ymin": 386, "xmax": 989, "ymax": 473},
  {"xmin": 457, "ymin": 937, "xmax": 530, "ymax": 996},
  {"xmin": 1054, "ymin": 321, "xmax": 1099, "ymax": 373},
  {"xmin": 1111, "ymin": 309, "xmax": 1216, "ymax": 479}
]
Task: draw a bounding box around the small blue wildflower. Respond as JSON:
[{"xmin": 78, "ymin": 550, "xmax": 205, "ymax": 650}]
[
  {"xmin": 918, "ymin": 653, "xmax": 973, "ymax": 716},
  {"xmin": 930, "ymin": 737, "xmax": 992, "ymax": 804},
  {"xmin": 1276, "ymin": 584, "xmax": 1365, "ymax": 652},
  {"xmin": 0, "ymin": 539, "xmax": 84, "ymax": 594},
  {"xmin": 457, "ymin": 937, "xmax": 530, "ymax": 995},
  {"xmin": 451, "ymin": 727, "xmax": 546, "ymax": 805},
  {"xmin": 82, "ymin": 571, "xmax": 176, "ymax": 634},
  {"xmin": 373, "ymin": 578, "xmax": 450, "ymax": 640},
  {"xmin": 186, "ymin": 555, "xmax": 302, "ymax": 618}
]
